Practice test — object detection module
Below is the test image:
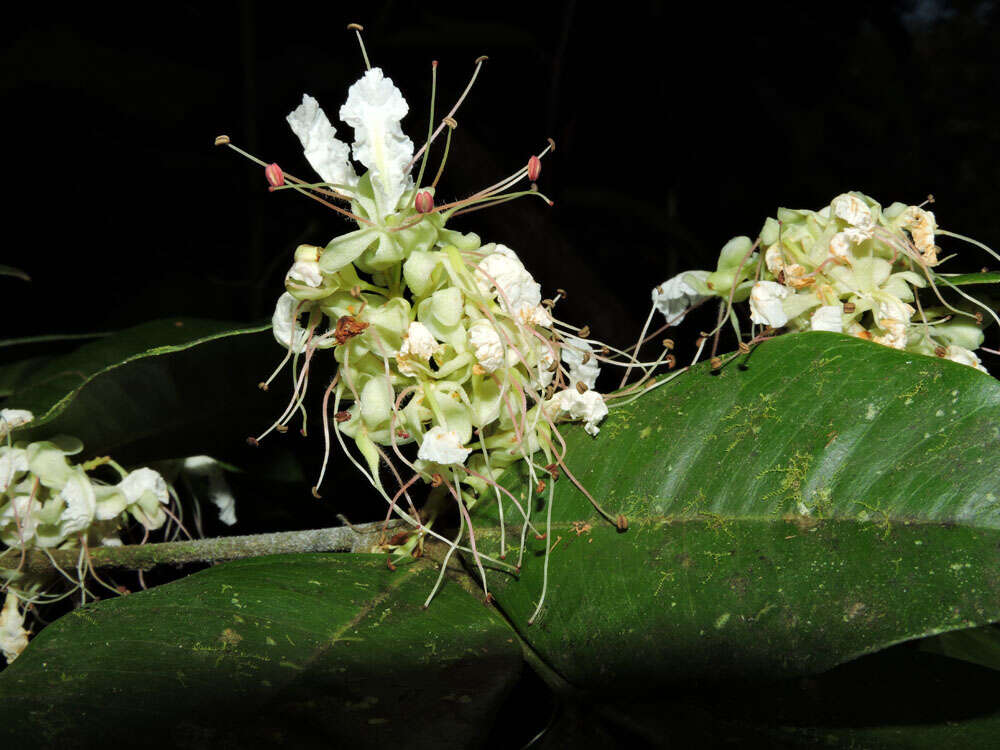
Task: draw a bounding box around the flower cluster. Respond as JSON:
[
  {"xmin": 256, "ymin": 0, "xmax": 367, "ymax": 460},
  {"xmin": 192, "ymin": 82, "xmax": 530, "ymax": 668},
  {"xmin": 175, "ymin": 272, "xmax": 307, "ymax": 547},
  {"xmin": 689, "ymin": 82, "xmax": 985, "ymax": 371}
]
[
  {"xmin": 0, "ymin": 431, "xmax": 172, "ymax": 551},
  {"xmin": 654, "ymin": 192, "xmax": 993, "ymax": 373}
]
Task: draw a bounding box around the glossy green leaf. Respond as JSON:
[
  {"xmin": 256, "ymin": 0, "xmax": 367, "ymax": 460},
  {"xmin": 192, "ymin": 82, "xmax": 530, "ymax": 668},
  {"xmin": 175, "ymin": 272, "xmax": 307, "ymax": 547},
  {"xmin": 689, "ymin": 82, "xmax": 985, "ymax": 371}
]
[
  {"xmin": 5, "ymin": 319, "xmax": 285, "ymax": 465},
  {"xmin": 0, "ymin": 554, "xmax": 522, "ymax": 748},
  {"xmin": 471, "ymin": 332, "xmax": 1000, "ymax": 691},
  {"xmin": 0, "ymin": 264, "xmax": 30, "ymax": 281}
]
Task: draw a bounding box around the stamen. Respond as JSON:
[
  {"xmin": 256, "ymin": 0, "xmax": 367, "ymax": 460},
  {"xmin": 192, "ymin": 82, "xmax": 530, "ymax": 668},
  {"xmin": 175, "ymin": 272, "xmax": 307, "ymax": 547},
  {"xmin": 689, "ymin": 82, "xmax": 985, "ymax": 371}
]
[
  {"xmin": 431, "ymin": 118, "xmax": 457, "ymax": 189},
  {"xmin": 347, "ymin": 23, "xmax": 371, "ymax": 71},
  {"xmin": 415, "ymin": 60, "xmax": 439, "ymax": 190}
]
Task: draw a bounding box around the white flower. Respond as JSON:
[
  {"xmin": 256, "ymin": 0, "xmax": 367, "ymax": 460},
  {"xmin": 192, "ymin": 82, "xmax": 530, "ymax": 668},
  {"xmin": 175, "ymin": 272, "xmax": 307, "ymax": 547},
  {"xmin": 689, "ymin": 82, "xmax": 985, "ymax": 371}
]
[
  {"xmin": 272, "ymin": 292, "xmax": 312, "ymax": 353},
  {"xmin": 467, "ymin": 319, "xmax": 505, "ymax": 373},
  {"xmin": 56, "ymin": 471, "xmax": 97, "ymax": 539},
  {"xmin": 286, "ymin": 94, "xmax": 358, "ymax": 195},
  {"xmin": 340, "ymin": 68, "xmax": 414, "ymax": 219},
  {"xmin": 475, "ymin": 250, "xmax": 547, "ymax": 326},
  {"xmin": 944, "ymin": 345, "xmax": 988, "ymax": 374},
  {"xmin": 0, "ymin": 409, "xmax": 33, "ymax": 439},
  {"xmin": 286, "ymin": 260, "xmax": 323, "ymax": 288},
  {"xmin": 560, "ymin": 335, "xmax": 600, "ymax": 390},
  {"xmin": 0, "ymin": 593, "xmax": 29, "ymax": 664},
  {"xmin": 749, "ymin": 281, "xmax": 791, "ymax": 328},
  {"xmin": 810, "ymin": 305, "xmax": 843, "ymax": 333},
  {"xmin": 182, "ymin": 456, "xmax": 237, "ymax": 526},
  {"xmin": 0, "ymin": 447, "xmax": 29, "ymax": 493},
  {"xmin": 873, "ymin": 319, "xmax": 908, "ymax": 350},
  {"xmin": 417, "ymin": 426, "xmax": 471, "ymax": 465},
  {"xmin": 118, "ymin": 468, "xmax": 169, "ymax": 530},
  {"xmin": 546, "ymin": 389, "xmax": 608, "ymax": 437},
  {"xmin": 396, "ymin": 322, "xmax": 442, "ymax": 376},
  {"xmin": 828, "ymin": 228, "xmax": 872, "ymax": 260},
  {"xmin": 832, "ymin": 193, "xmax": 875, "ymax": 231},
  {"xmin": 0, "ymin": 495, "xmax": 39, "ymax": 548},
  {"xmin": 651, "ymin": 271, "xmax": 711, "ymax": 326}
]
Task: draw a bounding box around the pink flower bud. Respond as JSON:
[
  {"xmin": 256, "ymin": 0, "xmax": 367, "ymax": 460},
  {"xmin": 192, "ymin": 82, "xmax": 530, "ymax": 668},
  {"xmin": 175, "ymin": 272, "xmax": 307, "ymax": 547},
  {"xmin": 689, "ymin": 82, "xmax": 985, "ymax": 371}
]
[
  {"xmin": 527, "ymin": 155, "xmax": 541, "ymax": 182},
  {"xmin": 265, "ymin": 163, "xmax": 284, "ymax": 189},
  {"xmin": 414, "ymin": 191, "xmax": 434, "ymax": 214}
]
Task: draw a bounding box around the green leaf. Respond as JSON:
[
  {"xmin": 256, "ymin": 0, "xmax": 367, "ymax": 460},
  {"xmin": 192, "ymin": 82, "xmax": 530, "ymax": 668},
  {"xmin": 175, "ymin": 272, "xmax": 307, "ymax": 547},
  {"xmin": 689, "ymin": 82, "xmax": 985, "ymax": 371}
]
[
  {"xmin": 6, "ymin": 319, "xmax": 283, "ymax": 465},
  {"xmin": 471, "ymin": 332, "xmax": 1000, "ymax": 690},
  {"xmin": 0, "ymin": 554, "xmax": 522, "ymax": 748},
  {"xmin": 935, "ymin": 271, "xmax": 1000, "ymax": 285},
  {"xmin": 0, "ymin": 264, "xmax": 30, "ymax": 281}
]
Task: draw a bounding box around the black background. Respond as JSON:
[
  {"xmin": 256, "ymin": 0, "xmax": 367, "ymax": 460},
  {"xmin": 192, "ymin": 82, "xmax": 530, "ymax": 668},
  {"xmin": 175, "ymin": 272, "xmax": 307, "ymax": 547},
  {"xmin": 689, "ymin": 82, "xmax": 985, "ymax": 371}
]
[{"xmin": 5, "ymin": 1, "xmax": 1000, "ymax": 358}]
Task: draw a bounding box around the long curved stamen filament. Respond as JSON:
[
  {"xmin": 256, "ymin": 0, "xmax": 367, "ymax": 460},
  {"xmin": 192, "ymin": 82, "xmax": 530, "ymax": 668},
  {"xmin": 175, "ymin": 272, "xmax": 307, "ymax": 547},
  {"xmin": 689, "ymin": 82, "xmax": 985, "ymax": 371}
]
[
  {"xmin": 347, "ymin": 23, "xmax": 371, "ymax": 71},
  {"xmin": 527, "ymin": 477, "xmax": 555, "ymax": 625},
  {"xmin": 415, "ymin": 61, "xmax": 438, "ymax": 189}
]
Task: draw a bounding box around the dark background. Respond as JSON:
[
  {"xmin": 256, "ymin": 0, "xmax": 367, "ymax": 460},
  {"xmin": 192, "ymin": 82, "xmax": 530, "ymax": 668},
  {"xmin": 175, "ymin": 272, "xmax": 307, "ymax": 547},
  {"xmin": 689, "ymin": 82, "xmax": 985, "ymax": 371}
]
[{"xmin": 5, "ymin": 0, "xmax": 1000, "ymax": 354}]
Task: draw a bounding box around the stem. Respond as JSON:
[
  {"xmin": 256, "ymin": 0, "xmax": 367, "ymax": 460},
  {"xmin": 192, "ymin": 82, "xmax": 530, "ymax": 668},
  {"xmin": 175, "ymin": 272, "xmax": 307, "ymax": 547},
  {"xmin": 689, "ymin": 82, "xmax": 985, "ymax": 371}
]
[{"xmin": 0, "ymin": 521, "xmax": 405, "ymax": 576}]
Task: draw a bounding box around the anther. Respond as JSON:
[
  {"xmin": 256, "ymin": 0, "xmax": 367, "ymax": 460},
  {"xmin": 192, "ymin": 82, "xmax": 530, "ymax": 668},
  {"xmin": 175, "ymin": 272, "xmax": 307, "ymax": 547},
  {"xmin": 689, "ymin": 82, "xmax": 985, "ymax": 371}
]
[
  {"xmin": 347, "ymin": 22, "xmax": 364, "ymax": 31},
  {"xmin": 276, "ymin": 425, "xmax": 288, "ymax": 433},
  {"xmin": 475, "ymin": 55, "xmax": 488, "ymax": 64},
  {"xmin": 527, "ymin": 155, "xmax": 541, "ymax": 182},
  {"xmin": 547, "ymin": 359, "xmax": 559, "ymax": 372},
  {"xmin": 976, "ymin": 312, "xmax": 984, "ymax": 325},
  {"xmin": 843, "ymin": 302, "xmax": 856, "ymax": 314},
  {"xmin": 431, "ymin": 473, "xmax": 444, "ymax": 487},
  {"xmin": 665, "ymin": 354, "xmax": 676, "ymax": 369},
  {"xmin": 738, "ymin": 342, "xmax": 751, "ymax": 354},
  {"xmin": 443, "ymin": 116, "xmax": 458, "ymax": 129},
  {"xmin": 257, "ymin": 382, "xmax": 269, "ymax": 391},
  {"xmin": 311, "ymin": 487, "xmax": 322, "ymax": 498},
  {"xmin": 386, "ymin": 557, "xmax": 397, "ymax": 572},
  {"xmin": 541, "ymin": 298, "xmax": 555, "ymax": 309},
  {"xmin": 582, "ymin": 351, "xmax": 592, "ymax": 364},
  {"xmin": 246, "ymin": 437, "xmax": 259, "ymax": 447},
  {"xmin": 576, "ymin": 381, "xmax": 588, "ymax": 394},
  {"xmin": 265, "ymin": 163, "xmax": 284, "ymax": 189},
  {"xmin": 547, "ymin": 137, "xmax": 556, "ymax": 152},
  {"xmin": 662, "ymin": 338, "xmax": 674, "ymax": 350},
  {"xmin": 350, "ymin": 285, "xmax": 361, "ymax": 298},
  {"xmin": 710, "ymin": 356, "xmax": 723, "ymax": 370},
  {"xmin": 934, "ymin": 345, "xmax": 947, "ymax": 357},
  {"xmin": 556, "ymin": 288, "xmax": 567, "ymax": 299},
  {"xmin": 536, "ymin": 480, "xmax": 546, "ymax": 495},
  {"xmin": 214, "ymin": 135, "xmax": 231, "ymax": 146},
  {"xmin": 415, "ymin": 190, "xmax": 435, "ymax": 214},
  {"xmin": 600, "ymin": 346, "xmax": 610, "ymax": 356},
  {"xmin": 578, "ymin": 325, "xmax": 590, "ymax": 338},
  {"xmin": 335, "ymin": 411, "xmax": 352, "ymax": 423},
  {"xmin": 616, "ymin": 515, "xmax": 629, "ymax": 532},
  {"xmin": 472, "ymin": 364, "xmax": 486, "ymax": 376}
]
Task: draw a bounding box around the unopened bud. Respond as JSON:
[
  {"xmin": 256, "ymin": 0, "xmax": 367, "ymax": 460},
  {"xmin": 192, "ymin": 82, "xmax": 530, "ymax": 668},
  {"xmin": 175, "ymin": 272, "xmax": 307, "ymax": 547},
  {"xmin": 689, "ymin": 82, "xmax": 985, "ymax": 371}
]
[
  {"xmin": 527, "ymin": 155, "xmax": 541, "ymax": 182},
  {"xmin": 214, "ymin": 134, "xmax": 231, "ymax": 146},
  {"xmin": 415, "ymin": 191, "xmax": 435, "ymax": 214},
  {"xmin": 265, "ymin": 163, "xmax": 284, "ymax": 189}
]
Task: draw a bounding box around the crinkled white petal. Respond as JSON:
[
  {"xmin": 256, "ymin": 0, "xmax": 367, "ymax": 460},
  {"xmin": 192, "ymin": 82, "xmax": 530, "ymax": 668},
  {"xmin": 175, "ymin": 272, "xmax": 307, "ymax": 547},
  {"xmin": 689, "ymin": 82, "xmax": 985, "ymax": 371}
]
[
  {"xmin": 652, "ymin": 271, "xmax": 711, "ymax": 326},
  {"xmin": 286, "ymin": 260, "xmax": 323, "ymax": 288},
  {"xmin": 810, "ymin": 305, "xmax": 843, "ymax": 333},
  {"xmin": 945, "ymin": 345, "xmax": 988, "ymax": 374},
  {"xmin": 397, "ymin": 321, "xmax": 442, "ymax": 376},
  {"xmin": 272, "ymin": 292, "xmax": 311, "ymax": 353},
  {"xmin": 0, "ymin": 593, "xmax": 29, "ymax": 664},
  {"xmin": 119, "ymin": 467, "xmax": 168, "ymax": 506},
  {"xmin": 829, "ymin": 228, "xmax": 872, "ymax": 260},
  {"xmin": 873, "ymin": 319, "xmax": 908, "ymax": 350},
  {"xmin": 547, "ymin": 389, "xmax": 608, "ymax": 437},
  {"xmin": 416, "ymin": 426, "xmax": 471, "ymax": 465},
  {"xmin": 875, "ymin": 297, "xmax": 915, "ymax": 328},
  {"xmin": 475, "ymin": 253, "xmax": 544, "ymax": 322},
  {"xmin": 832, "ymin": 193, "xmax": 875, "ymax": 230},
  {"xmin": 468, "ymin": 319, "xmax": 505, "ymax": 373},
  {"xmin": 286, "ymin": 94, "xmax": 358, "ymax": 194},
  {"xmin": 57, "ymin": 471, "xmax": 97, "ymax": 538},
  {"xmin": 0, "ymin": 409, "xmax": 33, "ymax": 439},
  {"xmin": 0, "ymin": 448, "xmax": 29, "ymax": 493},
  {"xmin": 339, "ymin": 68, "xmax": 414, "ymax": 218},
  {"xmin": 764, "ymin": 245, "xmax": 786, "ymax": 276},
  {"xmin": 560, "ymin": 335, "xmax": 600, "ymax": 390},
  {"xmin": 903, "ymin": 206, "xmax": 937, "ymax": 252},
  {"xmin": 749, "ymin": 281, "xmax": 791, "ymax": 328}
]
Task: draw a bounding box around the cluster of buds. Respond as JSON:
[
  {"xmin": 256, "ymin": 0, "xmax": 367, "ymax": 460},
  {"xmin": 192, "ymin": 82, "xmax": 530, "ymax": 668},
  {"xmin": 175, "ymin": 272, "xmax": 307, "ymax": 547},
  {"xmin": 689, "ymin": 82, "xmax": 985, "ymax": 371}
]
[
  {"xmin": 0, "ymin": 416, "xmax": 173, "ymax": 552},
  {"xmin": 222, "ymin": 28, "xmax": 676, "ymax": 614},
  {"xmin": 653, "ymin": 192, "xmax": 994, "ymax": 373}
]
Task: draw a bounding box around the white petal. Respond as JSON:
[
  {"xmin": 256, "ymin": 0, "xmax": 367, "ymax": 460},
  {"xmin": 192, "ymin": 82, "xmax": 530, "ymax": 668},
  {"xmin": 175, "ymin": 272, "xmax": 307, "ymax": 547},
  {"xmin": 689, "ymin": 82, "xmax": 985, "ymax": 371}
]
[
  {"xmin": 0, "ymin": 409, "xmax": 33, "ymax": 439},
  {"xmin": 0, "ymin": 448, "xmax": 29, "ymax": 493},
  {"xmin": 339, "ymin": 68, "xmax": 414, "ymax": 218},
  {"xmin": 945, "ymin": 345, "xmax": 989, "ymax": 373},
  {"xmin": 286, "ymin": 260, "xmax": 323, "ymax": 288},
  {"xmin": 272, "ymin": 293, "xmax": 311, "ymax": 353},
  {"xmin": 396, "ymin": 321, "xmax": 441, "ymax": 375},
  {"xmin": 810, "ymin": 305, "xmax": 843, "ymax": 333},
  {"xmin": 560, "ymin": 335, "xmax": 600, "ymax": 390},
  {"xmin": 182, "ymin": 456, "xmax": 237, "ymax": 527},
  {"xmin": 0, "ymin": 593, "xmax": 29, "ymax": 664},
  {"xmin": 286, "ymin": 94, "xmax": 358, "ymax": 194},
  {"xmin": 416, "ymin": 426, "xmax": 471, "ymax": 465},
  {"xmin": 749, "ymin": 281, "xmax": 791, "ymax": 328},
  {"xmin": 468, "ymin": 319, "xmax": 505, "ymax": 373},
  {"xmin": 651, "ymin": 271, "xmax": 711, "ymax": 326},
  {"xmin": 475, "ymin": 253, "xmax": 544, "ymax": 321},
  {"xmin": 58, "ymin": 471, "xmax": 97, "ymax": 537},
  {"xmin": 832, "ymin": 193, "xmax": 875, "ymax": 230},
  {"xmin": 546, "ymin": 389, "xmax": 608, "ymax": 437}
]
